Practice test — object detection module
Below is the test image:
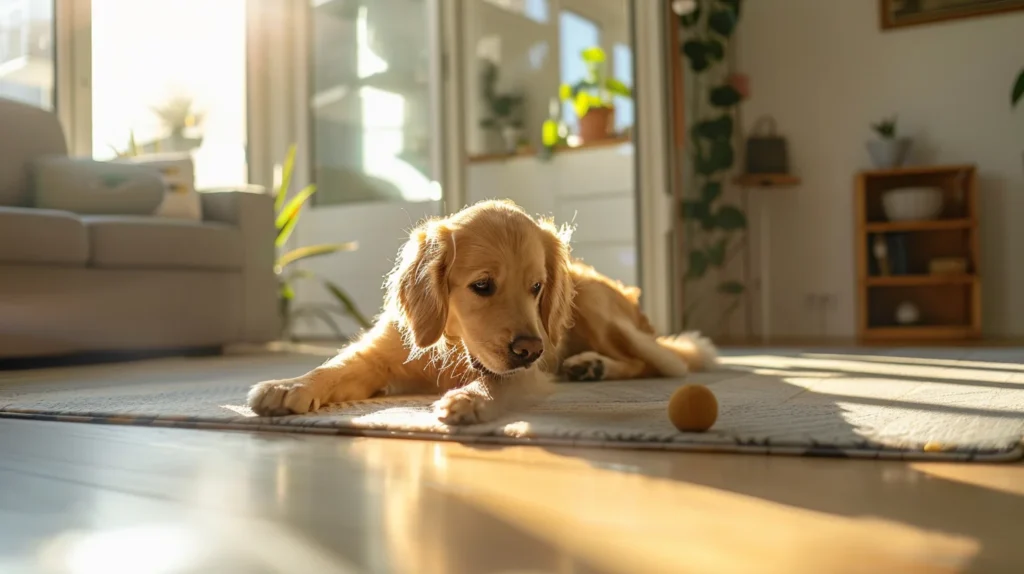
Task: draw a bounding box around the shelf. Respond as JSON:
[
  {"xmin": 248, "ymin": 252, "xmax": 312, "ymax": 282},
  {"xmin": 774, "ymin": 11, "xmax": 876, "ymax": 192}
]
[
  {"xmin": 865, "ymin": 274, "xmax": 977, "ymax": 287},
  {"xmin": 733, "ymin": 173, "xmax": 801, "ymax": 188},
  {"xmin": 863, "ymin": 218, "xmax": 975, "ymax": 233},
  {"xmin": 467, "ymin": 135, "xmax": 632, "ymax": 164},
  {"xmin": 860, "ymin": 164, "xmax": 975, "ymax": 179},
  {"xmin": 861, "ymin": 325, "xmax": 979, "ymax": 341}
]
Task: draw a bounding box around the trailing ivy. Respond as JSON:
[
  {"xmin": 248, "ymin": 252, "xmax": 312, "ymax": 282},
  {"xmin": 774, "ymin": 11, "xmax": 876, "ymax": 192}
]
[{"xmin": 679, "ymin": 0, "xmax": 746, "ymax": 330}]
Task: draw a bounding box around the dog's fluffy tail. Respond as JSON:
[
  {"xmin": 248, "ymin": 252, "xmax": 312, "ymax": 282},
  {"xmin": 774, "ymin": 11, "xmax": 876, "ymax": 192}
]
[{"xmin": 616, "ymin": 319, "xmax": 718, "ymax": 377}]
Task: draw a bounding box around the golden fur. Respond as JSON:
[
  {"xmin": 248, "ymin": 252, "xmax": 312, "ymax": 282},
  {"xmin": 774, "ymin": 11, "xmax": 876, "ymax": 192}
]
[{"xmin": 248, "ymin": 200, "xmax": 717, "ymax": 424}]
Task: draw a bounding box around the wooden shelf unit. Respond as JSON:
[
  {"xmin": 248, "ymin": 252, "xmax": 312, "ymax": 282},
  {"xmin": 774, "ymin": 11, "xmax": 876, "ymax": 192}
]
[{"xmin": 854, "ymin": 164, "xmax": 981, "ymax": 341}]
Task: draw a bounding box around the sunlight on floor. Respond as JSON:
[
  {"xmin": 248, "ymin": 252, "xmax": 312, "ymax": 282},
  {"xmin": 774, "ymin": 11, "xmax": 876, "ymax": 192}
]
[
  {"xmin": 721, "ymin": 354, "xmax": 1024, "ymax": 385},
  {"xmin": 344, "ymin": 440, "xmax": 979, "ymax": 574}
]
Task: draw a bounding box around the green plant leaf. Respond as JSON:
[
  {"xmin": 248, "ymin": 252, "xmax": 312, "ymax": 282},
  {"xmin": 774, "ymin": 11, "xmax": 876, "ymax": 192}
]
[
  {"xmin": 682, "ymin": 40, "xmax": 711, "ymax": 73},
  {"xmin": 276, "ymin": 241, "xmax": 358, "ymax": 269},
  {"xmin": 707, "ymin": 139, "xmax": 735, "ymax": 172},
  {"xmin": 704, "ymin": 39, "xmax": 724, "ymax": 61},
  {"xmin": 717, "ymin": 280, "xmax": 746, "ymax": 295},
  {"xmin": 275, "ymin": 184, "xmax": 318, "ymax": 247},
  {"xmin": 1012, "ymin": 68, "xmax": 1024, "ymax": 108},
  {"xmin": 679, "ymin": 1, "xmax": 701, "ymax": 28},
  {"xmin": 275, "ymin": 184, "xmax": 317, "ymax": 231},
  {"xmin": 708, "ymin": 8, "xmax": 737, "ymax": 37},
  {"xmin": 682, "ymin": 199, "xmax": 710, "ymax": 221},
  {"xmin": 707, "ymin": 238, "xmax": 727, "ymax": 266},
  {"xmin": 280, "ymin": 281, "xmax": 295, "ymax": 300},
  {"xmin": 323, "ymin": 279, "xmax": 372, "ymax": 329},
  {"xmin": 686, "ymin": 250, "xmax": 709, "ymax": 280},
  {"xmin": 702, "ymin": 181, "xmax": 722, "ymax": 203},
  {"xmin": 605, "ymin": 78, "xmax": 632, "ymax": 98},
  {"xmin": 714, "ymin": 204, "xmax": 748, "ymax": 230},
  {"xmin": 581, "ymin": 46, "xmax": 607, "ymax": 63},
  {"xmin": 275, "ymin": 143, "xmax": 297, "ymax": 213},
  {"xmin": 693, "ymin": 115, "xmax": 733, "ymax": 141},
  {"xmin": 710, "ymin": 85, "xmax": 743, "ymax": 107}
]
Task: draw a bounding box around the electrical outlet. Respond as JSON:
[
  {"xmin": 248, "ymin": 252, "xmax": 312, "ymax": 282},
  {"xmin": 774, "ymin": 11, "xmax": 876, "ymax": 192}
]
[
  {"xmin": 820, "ymin": 293, "xmax": 839, "ymax": 311},
  {"xmin": 804, "ymin": 293, "xmax": 819, "ymax": 310}
]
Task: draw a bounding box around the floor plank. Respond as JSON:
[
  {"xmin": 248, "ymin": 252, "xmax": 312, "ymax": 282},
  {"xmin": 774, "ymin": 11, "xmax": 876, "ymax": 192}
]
[{"xmin": 0, "ymin": 416, "xmax": 1020, "ymax": 574}]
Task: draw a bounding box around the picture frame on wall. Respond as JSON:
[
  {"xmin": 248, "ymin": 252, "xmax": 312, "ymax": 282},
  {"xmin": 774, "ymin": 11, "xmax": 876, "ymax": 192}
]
[{"xmin": 880, "ymin": 0, "xmax": 1024, "ymax": 29}]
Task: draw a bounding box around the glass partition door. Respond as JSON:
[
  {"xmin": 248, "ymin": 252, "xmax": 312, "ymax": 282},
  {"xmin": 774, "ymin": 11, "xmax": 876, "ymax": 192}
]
[{"xmin": 291, "ymin": 0, "xmax": 452, "ymax": 339}]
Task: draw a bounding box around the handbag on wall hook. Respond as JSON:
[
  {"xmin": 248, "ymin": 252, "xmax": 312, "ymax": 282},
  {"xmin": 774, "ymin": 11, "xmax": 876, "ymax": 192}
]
[{"xmin": 744, "ymin": 116, "xmax": 790, "ymax": 175}]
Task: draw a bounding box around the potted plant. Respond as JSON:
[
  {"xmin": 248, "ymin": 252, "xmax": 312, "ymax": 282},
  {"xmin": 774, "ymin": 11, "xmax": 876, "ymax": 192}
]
[
  {"xmin": 274, "ymin": 144, "xmax": 371, "ymax": 340},
  {"xmin": 559, "ymin": 46, "xmax": 632, "ymax": 143},
  {"xmin": 866, "ymin": 115, "xmax": 911, "ymax": 169},
  {"xmin": 151, "ymin": 95, "xmax": 205, "ymax": 153},
  {"xmin": 479, "ymin": 60, "xmax": 526, "ymax": 154}
]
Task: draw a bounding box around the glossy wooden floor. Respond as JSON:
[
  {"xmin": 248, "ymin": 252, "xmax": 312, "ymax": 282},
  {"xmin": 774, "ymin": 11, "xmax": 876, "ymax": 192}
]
[{"xmin": 0, "ymin": 417, "xmax": 1020, "ymax": 574}]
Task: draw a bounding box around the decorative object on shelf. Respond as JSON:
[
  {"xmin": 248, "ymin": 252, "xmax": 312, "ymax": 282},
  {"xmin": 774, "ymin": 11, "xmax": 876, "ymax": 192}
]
[
  {"xmin": 679, "ymin": 0, "xmax": 747, "ymax": 334},
  {"xmin": 274, "ymin": 144, "xmax": 370, "ymax": 340},
  {"xmin": 929, "ymin": 257, "xmax": 968, "ymax": 275},
  {"xmin": 744, "ymin": 115, "xmax": 789, "ymax": 174},
  {"xmin": 479, "ymin": 60, "xmax": 526, "ymax": 155},
  {"xmin": 559, "ymin": 46, "xmax": 632, "ymax": 143},
  {"xmin": 895, "ymin": 301, "xmax": 920, "ymax": 325},
  {"xmin": 855, "ymin": 164, "xmax": 981, "ymax": 341},
  {"xmin": 151, "ymin": 94, "xmax": 205, "ymax": 153},
  {"xmin": 872, "ymin": 234, "xmax": 891, "ymax": 276},
  {"xmin": 880, "ymin": 0, "xmax": 1024, "ymax": 30},
  {"xmin": 882, "ymin": 186, "xmax": 944, "ymax": 221},
  {"xmin": 867, "ymin": 115, "xmax": 911, "ymax": 169}
]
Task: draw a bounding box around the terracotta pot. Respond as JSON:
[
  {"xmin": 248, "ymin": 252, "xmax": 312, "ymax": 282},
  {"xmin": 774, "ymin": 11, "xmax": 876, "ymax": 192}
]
[{"xmin": 578, "ymin": 106, "xmax": 615, "ymax": 143}]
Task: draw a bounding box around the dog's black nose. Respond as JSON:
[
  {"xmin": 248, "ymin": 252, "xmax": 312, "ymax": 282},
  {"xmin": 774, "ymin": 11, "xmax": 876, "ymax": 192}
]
[{"xmin": 508, "ymin": 335, "xmax": 544, "ymax": 367}]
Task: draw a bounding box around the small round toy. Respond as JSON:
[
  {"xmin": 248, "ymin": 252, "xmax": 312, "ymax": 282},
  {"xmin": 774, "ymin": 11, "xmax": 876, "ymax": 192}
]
[{"xmin": 667, "ymin": 384, "xmax": 718, "ymax": 432}]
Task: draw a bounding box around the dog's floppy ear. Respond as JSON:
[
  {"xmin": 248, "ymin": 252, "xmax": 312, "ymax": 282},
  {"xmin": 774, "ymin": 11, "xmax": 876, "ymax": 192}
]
[
  {"xmin": 385, "ymin": 220, "xmax": 453, "ymax": 352},
  {"xmin": 538, "ymin": 219, "xmax": 575, "ymax": 347}
]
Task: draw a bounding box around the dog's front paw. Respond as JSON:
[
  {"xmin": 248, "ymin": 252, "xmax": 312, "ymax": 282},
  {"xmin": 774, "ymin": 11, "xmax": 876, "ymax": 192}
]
[
  {"xmin": 433, "ymin": 389, "xmax": 492, "ymax": 425},
  {"xmin": 247, "ymin": 378, "xmax": 321, "ymax": 417},
  {"xmin": 562, "ymin": 352, "xmax": 606, "ymax": 382}
]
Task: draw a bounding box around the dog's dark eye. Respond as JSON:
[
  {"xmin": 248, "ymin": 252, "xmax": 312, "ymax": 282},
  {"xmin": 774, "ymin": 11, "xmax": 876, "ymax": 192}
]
[
  {"xmin": 531, "ymin": 282, "xmax": 542, "ymax": 296},
  {"xmin": 470, "ymin": 278, "xmax": 495, "ymax": 296}
]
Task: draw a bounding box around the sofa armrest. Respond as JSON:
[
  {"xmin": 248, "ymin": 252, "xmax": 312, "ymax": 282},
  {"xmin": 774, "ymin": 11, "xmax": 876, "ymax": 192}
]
[{"xmin": 200, "ymin": 188, "xmax": 281, "ymax": 343}]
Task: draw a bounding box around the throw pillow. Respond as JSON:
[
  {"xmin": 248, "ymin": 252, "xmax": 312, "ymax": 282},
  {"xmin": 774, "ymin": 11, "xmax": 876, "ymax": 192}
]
[
  {"xmin": 113, "ymin": 153, "xmax": 202, "ymax": 221},
  {"xmin": 31, "ymin": 156, "xmax": 165, "ymax": 215}
]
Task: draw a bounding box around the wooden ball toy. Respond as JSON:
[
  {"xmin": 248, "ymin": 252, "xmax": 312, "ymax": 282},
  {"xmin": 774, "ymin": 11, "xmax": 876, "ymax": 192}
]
[{"xmin": 667, "ymin": 384, "xmax": 718, "ymax": 432}]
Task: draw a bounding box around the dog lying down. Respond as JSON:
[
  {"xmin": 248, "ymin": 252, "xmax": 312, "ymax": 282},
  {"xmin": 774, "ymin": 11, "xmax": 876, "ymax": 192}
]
[{"xmin": 248, "ymin": 199, "xmax": 718, "ymax": 425}]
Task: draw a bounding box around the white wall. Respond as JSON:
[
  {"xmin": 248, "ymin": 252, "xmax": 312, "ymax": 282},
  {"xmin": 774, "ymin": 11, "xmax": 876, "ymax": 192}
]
[{"xmin": 736, "ymin": 0, "xmax": 1024, "ymax": 337}]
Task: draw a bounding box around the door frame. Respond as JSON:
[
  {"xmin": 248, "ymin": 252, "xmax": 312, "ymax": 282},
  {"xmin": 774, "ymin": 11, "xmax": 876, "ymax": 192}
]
[{"xmin": 632, "ymin": 0, "xmax": 675, "ymax": 335}]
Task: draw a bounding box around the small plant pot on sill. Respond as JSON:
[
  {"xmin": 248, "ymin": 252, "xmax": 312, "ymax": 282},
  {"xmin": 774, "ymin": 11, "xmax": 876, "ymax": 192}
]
[
  {"xmin": 866, "ymin": 138, "xmax": 912, "ymax": 169},
  {"xmin": 578, "ymin": 106, "xmax": 615, "ymax": 143}
]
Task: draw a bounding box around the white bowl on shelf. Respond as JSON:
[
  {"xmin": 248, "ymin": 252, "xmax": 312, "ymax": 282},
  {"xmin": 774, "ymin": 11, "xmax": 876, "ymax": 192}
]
[{"xmin": 882, "ymin": 187, "xmax": 944, "ymax": 221}]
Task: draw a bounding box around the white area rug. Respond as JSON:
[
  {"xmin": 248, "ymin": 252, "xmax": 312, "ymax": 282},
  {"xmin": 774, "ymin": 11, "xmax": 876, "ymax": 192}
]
[{"xmin": 0, "ymin": 350, "xmax": 1021, "ymax": 461}]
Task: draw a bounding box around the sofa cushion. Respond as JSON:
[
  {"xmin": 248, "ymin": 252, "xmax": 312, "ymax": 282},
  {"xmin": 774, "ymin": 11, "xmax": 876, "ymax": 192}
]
[
  {"xmin": 83, "ymin": 216, "xmax": 244, "ymax": 271},
  {"xmin": 113, "ymin": 153, "xmax": 202, "ymax": 221},
  {"xmin": 0, "ymin": 98, "xmax": 68, "ymax": 207},
  {"xmin": 0, "ymin": 206, "xmax": 88, "ymax": 265},
  {"xmin": 32, "ymin": 156, "xmax": 166, "ymax": 215}
]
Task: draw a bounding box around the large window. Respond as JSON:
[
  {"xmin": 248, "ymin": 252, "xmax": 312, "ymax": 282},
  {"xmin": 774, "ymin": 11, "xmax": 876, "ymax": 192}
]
[
  {"xmin": 90, "ymin": 0, "xmax": 248, "ymax": 189},
  {"xmin": 0, "ymin": 0, "xmax": 53, "ymax": 109},
  {"xmin": 309, "ymin": 0, "xmax": 439, "ymax": 206}
]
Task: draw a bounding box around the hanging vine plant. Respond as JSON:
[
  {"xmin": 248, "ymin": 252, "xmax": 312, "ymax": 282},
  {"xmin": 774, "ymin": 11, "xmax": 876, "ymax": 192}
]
[{"xmin": 679, "ymin": 0, "xmax": 747, "ymax": 331}]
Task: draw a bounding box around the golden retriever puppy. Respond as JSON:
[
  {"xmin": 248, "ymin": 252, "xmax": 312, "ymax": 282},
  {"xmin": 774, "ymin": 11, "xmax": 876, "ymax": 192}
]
[{"xmin": 248, "ymin": 200, "xmax": 717, "ymax": 424}]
